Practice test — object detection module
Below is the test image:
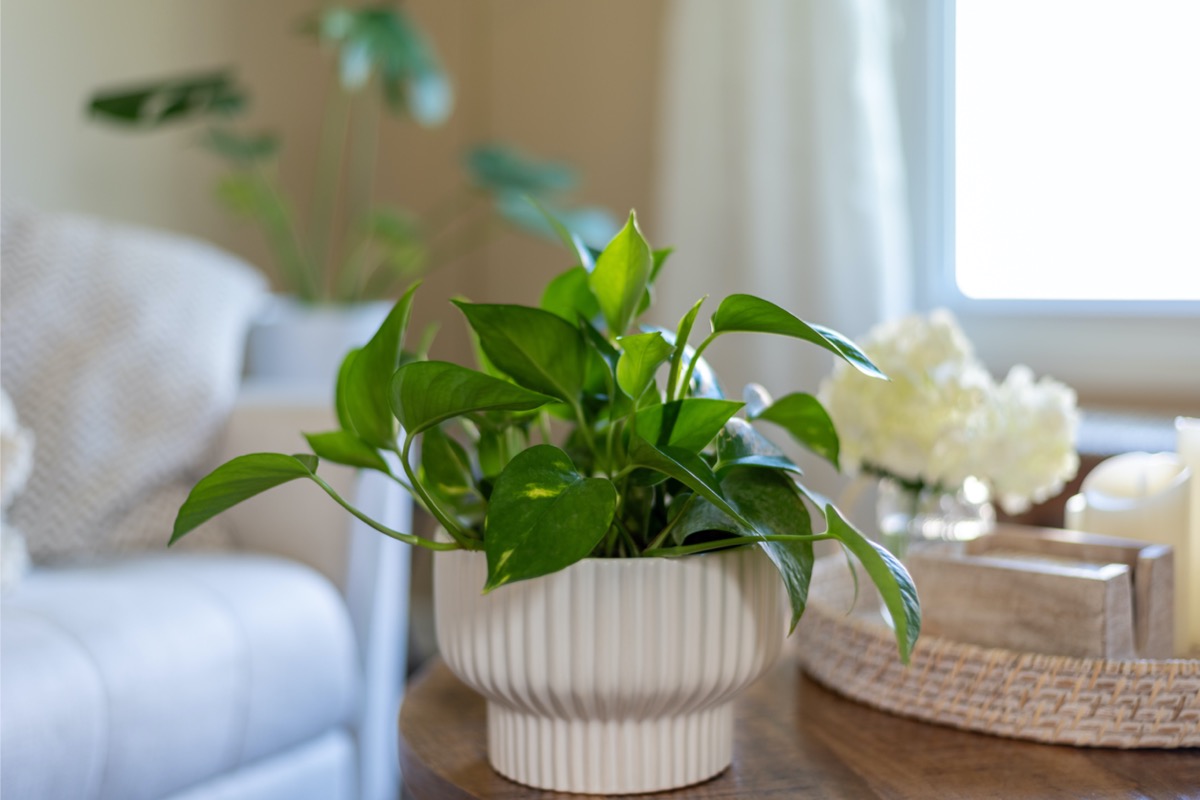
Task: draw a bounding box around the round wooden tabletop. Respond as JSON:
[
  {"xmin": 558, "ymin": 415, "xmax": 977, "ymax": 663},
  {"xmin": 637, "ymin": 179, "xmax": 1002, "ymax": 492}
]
[{"xmin": 399, "ymin": 653, "xmax": 1200, "ymax": 799}]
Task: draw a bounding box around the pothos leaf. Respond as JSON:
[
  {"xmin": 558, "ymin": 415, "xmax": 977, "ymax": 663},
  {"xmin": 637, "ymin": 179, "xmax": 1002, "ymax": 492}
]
[
  {"xmin": 822, "ymin": 503, "xmax": 921, "ymax": 663},
  {"xmin": 343, "ymin": 283, "xmax": 420, "ymax": 448},
  {"xmin": 710, "ymin": 294, "xmax": 886, "ymax": 380},
  {"xmin": 751, "ymin": 392, "xmax": 840, "ymax": 469},
  {"xmin": 172, "ymin": 453, "xmax": 318, "ymax": 544},
  {"xmin": 483, "ymin": 445, "xmax": 617, "ymax": 591},
  {"xmin": 389, "ymin": 361, "xmax": 556, "ymax": 436},
  {"xmin": 589, "ymin": 211, "xmax": 652, "ymax": 338}
]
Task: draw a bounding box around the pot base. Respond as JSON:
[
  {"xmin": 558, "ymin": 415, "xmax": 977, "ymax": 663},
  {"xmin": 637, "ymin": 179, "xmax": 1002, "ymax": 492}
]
[{"xmin": 487, "ymin": 702, "xmax": 733, "ymax": 795}]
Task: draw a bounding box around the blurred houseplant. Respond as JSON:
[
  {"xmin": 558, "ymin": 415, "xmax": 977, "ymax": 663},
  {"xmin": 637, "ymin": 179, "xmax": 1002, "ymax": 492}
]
[
  {"xmin": 170, "ymin": 212, "xmax": 921, "ymax": 794},
  {"xmin": 818, "ymin": 309, "xmax": 1080, "ymax": 555},
  {"xmin": 87, "ymin": 5, "xmax": 614, "ymax": 381}
]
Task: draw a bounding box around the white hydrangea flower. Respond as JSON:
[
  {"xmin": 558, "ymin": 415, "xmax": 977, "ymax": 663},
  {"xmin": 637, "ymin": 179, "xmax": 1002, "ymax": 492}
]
[
  {"xmin": 819, "ymin": 310, "xmax": 991, "ymax": 489},
  {"xmin": 819, "ymin": 310, "xmax": 1079, "ymax": 512},
  {"xmin": 979, "ymin": 366, "xmax": 1080, "ymax": 514}
]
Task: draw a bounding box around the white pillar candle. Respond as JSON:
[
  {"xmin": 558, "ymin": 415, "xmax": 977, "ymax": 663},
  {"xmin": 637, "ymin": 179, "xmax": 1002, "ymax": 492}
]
[
  {"xmin": 1176, "ymin": 418, "xmax": 1200, "ymax": 656},
  {"xmin": 1067, "ymin": 451, "xmax": 1193, "ymax": 655}
]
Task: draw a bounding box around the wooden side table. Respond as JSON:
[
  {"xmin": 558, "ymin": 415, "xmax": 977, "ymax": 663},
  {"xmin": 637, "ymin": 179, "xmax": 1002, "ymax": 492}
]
[{"xmin": 398, "ymin": 654, "xmax": 1200, "ymax": 798}]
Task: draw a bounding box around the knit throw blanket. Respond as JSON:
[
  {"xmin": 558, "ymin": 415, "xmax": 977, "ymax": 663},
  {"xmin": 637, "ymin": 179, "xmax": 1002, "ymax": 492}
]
[{"xmin": 1, "ymin": 205, "xmax": 265, "ymax": 561}]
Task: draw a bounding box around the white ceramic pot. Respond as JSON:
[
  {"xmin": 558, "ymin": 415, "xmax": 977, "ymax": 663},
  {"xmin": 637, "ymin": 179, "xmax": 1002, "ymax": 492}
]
[
  {"xmin": 244, "ymin": 295, "xmax": 392, "ymax": 387},
  {"xmin": 434, "ymin": 545, "xmax": 788, "ymax": 795}
]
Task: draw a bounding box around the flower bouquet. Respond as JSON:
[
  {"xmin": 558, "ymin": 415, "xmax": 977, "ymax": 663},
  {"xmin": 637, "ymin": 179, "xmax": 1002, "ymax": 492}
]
[{"xmin": 818, "ymin": 309, "xmax": 1080, "ymax": 552}]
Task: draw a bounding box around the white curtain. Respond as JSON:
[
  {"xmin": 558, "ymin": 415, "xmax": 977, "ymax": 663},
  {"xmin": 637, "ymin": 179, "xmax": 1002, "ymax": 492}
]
[{"xmin": 655, "ymin": 0, "xmax": 913, "ymax": 399}]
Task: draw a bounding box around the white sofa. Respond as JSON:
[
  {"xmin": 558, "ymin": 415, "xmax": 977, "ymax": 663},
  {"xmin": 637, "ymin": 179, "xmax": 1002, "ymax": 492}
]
[{"xmin": 0, "ymin": 209, "xmax": 411, "ymax": 800}]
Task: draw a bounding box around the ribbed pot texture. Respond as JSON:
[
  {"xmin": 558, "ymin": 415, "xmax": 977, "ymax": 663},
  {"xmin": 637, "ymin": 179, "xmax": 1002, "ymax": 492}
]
[{"xmin": 434, "ymin": 545, "xmax": 788, "ymax": 795}]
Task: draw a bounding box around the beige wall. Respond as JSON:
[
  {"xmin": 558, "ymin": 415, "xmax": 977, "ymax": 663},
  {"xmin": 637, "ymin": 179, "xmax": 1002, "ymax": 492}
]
[
  {"xmin": 1, "ymin": 0, "xmax": 666, "ymax": 363},
  {"xmin": 1, "ymin": 0, "xmax": 238, "ymax": 243}
]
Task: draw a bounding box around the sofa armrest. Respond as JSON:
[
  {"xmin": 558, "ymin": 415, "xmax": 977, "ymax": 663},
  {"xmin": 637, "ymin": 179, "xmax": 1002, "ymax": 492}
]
[{"xmin": 217, "ymin": 379, "xmax": 411, "ymax": 800}]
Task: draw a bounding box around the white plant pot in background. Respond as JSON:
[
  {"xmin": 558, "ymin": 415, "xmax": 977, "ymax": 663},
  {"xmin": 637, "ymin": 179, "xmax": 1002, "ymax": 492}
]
[
  {"xmin": 244, "ymin": 295, "xmax": 392, "ymax": 387},
  {"xmin": 434, "ymin": 546, "xmax": 788, "ymax": 795}
]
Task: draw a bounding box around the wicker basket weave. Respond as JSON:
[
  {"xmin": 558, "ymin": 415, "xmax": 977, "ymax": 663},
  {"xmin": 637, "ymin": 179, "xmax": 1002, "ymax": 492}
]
[{"xmin": 796, "ymin": 558, "xmax": 1200, "ymax": 749}]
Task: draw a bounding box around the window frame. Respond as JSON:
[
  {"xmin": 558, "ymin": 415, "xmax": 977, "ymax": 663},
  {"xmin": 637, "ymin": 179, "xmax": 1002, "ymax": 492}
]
[{"xmin": 898, "ymin": 0, "xmax": 1200, "ymax": 405}]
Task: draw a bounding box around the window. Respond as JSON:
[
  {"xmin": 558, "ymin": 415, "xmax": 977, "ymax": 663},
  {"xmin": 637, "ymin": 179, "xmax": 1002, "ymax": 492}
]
[
  {"xmin": 899, "ymin": 0, "xmax": 1200, "ymax": 404},
  {"xmin": 954, "ymin": 0, "xmax": 1200, "ymax": 305}
]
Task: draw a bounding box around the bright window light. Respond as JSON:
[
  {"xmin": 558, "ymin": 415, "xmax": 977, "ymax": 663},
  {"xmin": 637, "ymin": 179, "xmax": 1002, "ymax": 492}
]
[{"xmin": 955, "ymin": 0, "xmax": 1200, "ymax": 301}]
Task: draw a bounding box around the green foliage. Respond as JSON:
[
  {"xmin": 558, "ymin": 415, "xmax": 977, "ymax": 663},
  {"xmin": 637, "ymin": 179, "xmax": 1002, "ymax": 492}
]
[
  {"xmin": 589, "ymin": 212, "xmax": 652, "ymax": 338},
  {"xmin": 313, "ymin": 6, "xmax": 452, "ymax": 124},
  {"xmin": 85, "ymin": 10, "xmax": 614, "ymax": 303},
  {"xmin": 173, "ymin": 214, "xmax": 920, "ymax": 660},
  {"xmin": 88, "ymin": 71, "xmax": 244, "ymax": 126},
  {"xmin": 342, "ymin": 282, "xmax": 419, "ymax": 448},
  {"xmin": 751, "ymin": 392, "xmax": 841, "ymax": 469},
  {"xmin": 483, "ymin": 446, "xmax": 617, "ymax": 591}
]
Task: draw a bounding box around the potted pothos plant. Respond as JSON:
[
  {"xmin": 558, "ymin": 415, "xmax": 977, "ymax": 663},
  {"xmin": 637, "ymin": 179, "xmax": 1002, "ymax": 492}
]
[
  {"xmin": 172, "ymin": 212, "xmax": 920, "ymax": 795},
  {"xmin": 87, "ymin": 4, "xmax": 614, "ymax": 383}
]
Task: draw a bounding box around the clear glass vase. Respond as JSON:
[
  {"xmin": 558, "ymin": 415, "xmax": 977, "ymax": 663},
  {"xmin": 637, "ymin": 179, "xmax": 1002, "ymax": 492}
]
[{"xmin": 875, "ymin": 476, "xmax": 995, "ymax": 560}]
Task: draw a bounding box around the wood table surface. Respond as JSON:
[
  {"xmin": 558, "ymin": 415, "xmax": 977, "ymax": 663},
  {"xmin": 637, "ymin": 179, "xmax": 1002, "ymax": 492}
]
[{"xmin": 399, "ymin": 654, "xmax": 1200, "ymax": 799}]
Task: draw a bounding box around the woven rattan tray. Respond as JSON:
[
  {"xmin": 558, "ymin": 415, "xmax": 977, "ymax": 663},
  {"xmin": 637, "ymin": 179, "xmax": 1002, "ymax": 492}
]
[{"xmin": 796, "ymin": 558, "xmax": 1200, "ymax": 748}]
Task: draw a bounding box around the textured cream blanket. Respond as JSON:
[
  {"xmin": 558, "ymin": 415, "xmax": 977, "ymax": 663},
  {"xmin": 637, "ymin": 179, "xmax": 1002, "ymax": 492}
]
[{"xmin": 0, "ymin": 205, "xmax": 265, "ymax": 561}]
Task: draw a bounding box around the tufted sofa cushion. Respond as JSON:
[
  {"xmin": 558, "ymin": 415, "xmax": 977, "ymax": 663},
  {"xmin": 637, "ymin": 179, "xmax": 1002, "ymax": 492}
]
[{"xmin": 0, "ymin": 553, "xmax": 358, "ymax": 800}]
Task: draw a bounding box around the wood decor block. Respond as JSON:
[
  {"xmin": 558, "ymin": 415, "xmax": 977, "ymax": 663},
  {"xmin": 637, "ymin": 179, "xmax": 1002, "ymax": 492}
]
[
  {"xmin": 966, "ymin": 524, "xmax": 1175, "ymax": 658},
  {"xmin": 905, "ymin": 546, "xmax": 1136, "ymax": 659}
]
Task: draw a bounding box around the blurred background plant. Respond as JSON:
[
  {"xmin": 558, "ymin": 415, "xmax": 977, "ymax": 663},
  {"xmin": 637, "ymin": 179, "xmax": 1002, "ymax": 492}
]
[{"xmin": 86, "ymin": 4, "xmax": 616, "ymax": 304}]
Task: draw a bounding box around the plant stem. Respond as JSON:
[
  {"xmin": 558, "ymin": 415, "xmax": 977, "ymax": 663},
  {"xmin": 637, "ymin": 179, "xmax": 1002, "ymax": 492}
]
[
  {"xmin": 643, "ymin": 493, "xmax": 696, "ymax": 552},
  {"xmin": 384, "ymin": 469, "xmax": 416, "ymax": 495},
  {"xmin": 310, "ymin": 83, "xmax": 352, "ymax": 298},
  {"xmin": 306, "ymin": 472, "xmax": 460, "ymax": 550},
  {"xmin": 570, "ymin": 402, "xmax": 599, "ymax": 463},
  {"xmin": 674, "ymin": 332, "xmax": 718, "ymax": 401},
  {"xmin": 644, "ymin": 534, "xmax": 835, "ymax": 558},
  {"xmin": 614, "ymin": 516, "xmax": 640, "ymax": 555},
  {"xmin": 400, "ymin": 434, "xmax": 478, "ymax": 549},
  {"xmin": 349, "ymin": 85, "xmax": 380, "ymax": 238},
  {"xmin": 251, "ymin": 166, "xmax": 319, "ymax": 300}
]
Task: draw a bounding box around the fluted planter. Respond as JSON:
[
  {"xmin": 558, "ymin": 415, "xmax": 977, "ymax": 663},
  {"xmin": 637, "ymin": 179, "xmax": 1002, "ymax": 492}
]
[{"xmin": 433, "ymin": 545, "xmax": 788, "ymax": 795}]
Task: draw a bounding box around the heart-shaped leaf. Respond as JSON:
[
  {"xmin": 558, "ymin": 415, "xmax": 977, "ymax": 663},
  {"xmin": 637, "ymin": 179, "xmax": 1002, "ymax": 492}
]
[
  {"xmin": 669, "ymin": 468, "xmax": 816, "ymax": 630},
  {"xmin": 589, "ymin": 212, "xmax": 652, "ymax": 337},
  {"xmin": 710, "ymin": 294, "xmax": 885, "ymax": 379},
  {"xmin": 822, "ymin": 504, "xmax": 921, "ymax": 663},
  {"xmin": 343, "ymin": 282, "xmax": 420, "ymax": 448},
  {"xmin": 752, "ymin": 392, "xmax": 840, "ymax": 469},
  {"xmin": 454, "ymin": 301, "xmax": 591, "ymax": 404},
  {"xmin": 304, "ymin": 430, "xmax": 390, "ymax": 473},
  {"xmin": 714, "ymin": 418, "xmax": 802, "ymax": 476},
  {"xmin": 616, "ymin": 331, "xmax": 673, "ymax": 400},
  {"xmin": 634, "ymin": 399, "xmax": 743, "ymax": 452},
  {"xmin": 484, "ymin": 445, "xmax": 617, "ymax": 590},
  {"xmin": 172, "ymin": 453, "xmax": 318, "ymax": 544},
  {"xmin": 390, "ymin": 361, "xmax": 556, "ymax": 436},
  {"xmin": 541, "ymin": 266, "xmax": 601, "ymax": 324}
]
